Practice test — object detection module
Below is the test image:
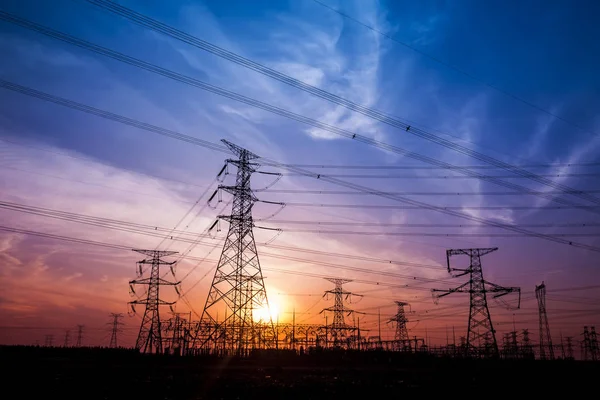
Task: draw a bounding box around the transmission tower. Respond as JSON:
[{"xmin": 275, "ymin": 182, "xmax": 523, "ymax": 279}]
[
  {"xmin": 44, "ymin": 334, "xmax": 54, "ymax": 347},
  {"xmin": 582, "ymin": 326, "xmax": 598, "ymax": 361},
  {"xmin": 388, "ymin": 301, "xmax": 410, "ymax": 350},
  {"xmin": 521, "ymin": 329, "xmax": 534, "ymax": 359},
  {"xmin": 129, "ymin": 249, "xmax": 179, "ymax": 354},
  {"xmin": 75, "ymin": 325, "xmax": 84, "ymax": 347},
  {"xmin": 63, "ymin": 330, "xmax": 71, "ymax": 347},
  {"xmin": 591, "ymin": 327, "xmax": 599, "ymax": 361},
  {"xmin": 108, "ymin": 313, "xmax": 124, "ymax": 348},
  {"xmin": 195, "ymin": 140, "xmax": 275, "ymax": 354},
  {"xmin": 535, "ymin": 281, "xmax": 554, "ymax": 360},
  {"xmin": 320, "ymin": 278, "xmax": 361, "ymax": 348},
  {"xmin": 432, "ymin": 248, "xmax": 520, "ymax": 358},
  {"xmin": 565, "ymin": 336, "xmax": 574, "ymax": 359}
]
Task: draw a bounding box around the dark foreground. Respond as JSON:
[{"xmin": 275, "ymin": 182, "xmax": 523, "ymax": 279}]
[{"xmin": 2, "ymin": 346, "xmax": 598, "ymax": 398}]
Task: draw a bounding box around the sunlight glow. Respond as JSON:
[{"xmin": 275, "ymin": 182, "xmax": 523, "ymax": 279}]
[{"xmin": 254, "ymin": 302, "xmax": 280, "ymax": 323}]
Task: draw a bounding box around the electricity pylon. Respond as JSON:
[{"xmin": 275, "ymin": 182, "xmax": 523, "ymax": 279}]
[
  {"xmin": 388, "ymin": 301, "xmax": 410, "ymax": 350},
  {"xmin": 432, "ymin": 248, "xmax": 520, "ymax": 358},
  {"xmin": 108, "ymin": 313, "xmax": 124, "ymax": 348},
  {"xmin": 76, "ymin": 325, "xmax": 84, "ymax": 347},
  {"xmin": 535, "ymin": 281, "xmax": 554, "ymax": 360},
  {"xmin": 195, "ymin": 140, "xmax": 275, "ymax": 354},
  {"xmin": 63, "ymin": 330, "xmax": 70, "ymax": 347},
  {"xmin": 320, "ymin": 278, "xmax": 361, "ymax": 348},
  {"xmin": 129, "ymin": 249, "xmax": 179, "ymax": 354}
]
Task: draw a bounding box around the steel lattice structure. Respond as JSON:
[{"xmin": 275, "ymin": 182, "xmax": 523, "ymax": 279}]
[
  {"xmin": 129, "ymin": 249, "xmax": 179, "ymax": 354},
  {"xmin": 320, "ymin": 278, "xmax": 360, "ymax": 348},
  {"xmin": 389, "ymin": 301, "xmax": 411, "ymax": 350},
  {"xmin": 535, "ymin": 281, "xmax": 554, "ymax": 360},
  {"xmin": 108, "ymin": 313, "xmax": 124, "ymax": 348},
  {"xmin": 75, "ymin": 324, "xmax": 84, "ymax": 347},
  {"xmin": 194, "ymin": 140, "xmax": 275, "ymax": 355},
  {"xmin": 432, "ymin": 248, "xmax": 520, "ymax": 358}
]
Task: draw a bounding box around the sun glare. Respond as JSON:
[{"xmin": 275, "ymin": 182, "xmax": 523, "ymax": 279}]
[{"xmin": 254, "ymin": 302, "xmax": 280, "ymax": 323}]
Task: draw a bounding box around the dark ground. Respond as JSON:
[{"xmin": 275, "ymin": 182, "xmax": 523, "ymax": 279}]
[{"xmin": 2, "ymin": 346, "xmax": 598, "ymax": 398}]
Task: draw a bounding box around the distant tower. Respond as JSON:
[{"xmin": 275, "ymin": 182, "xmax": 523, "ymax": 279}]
[
  {"xmin": 109, "ymin": 313, "xmax": 124, "ymax": 348},
  {"xmin": 591, "ymin": 327, "xmax": 599, "ymax": 361},
  {"xmin": 565, "ymin": 336, "xmax": 574, "ymax": 359},
  {"xmin": 320, "ymin": 278, "xmax": 360, "ymax": 348},
  {"xmin": 389, "ymin": 301, "xmax": 410, "ymax": 350},
  {"xmin": 195, "ymin": 140, "xmax": 275, "ymax": 354},
  {"xmin": 76, "ymin": 325, "xmax": 84, "ymax": 347},
  {"xmin": 432, "ymin": 248, "xmax": 520, "ymax": 358},
  {"xmin": 583, "ymin": 326, "xmax": 599, "ymax": 361},
  {"xmin": 44, "ymin": 334, "xmax": 54, "ymax": 347},
  {"xmin": 63, "ymin": 330, "xmax": 71, "ymax": 347},
  {"xmin": 535, "ymin": 281, "xmax": 554, "ymax": 360},
  {"xmin": 129, "ymin": 249, "xmax": 179, "ymax": 354},
  {"xmin": 521, "ymin": 329, "xmax": 534, "ymax": 359}
]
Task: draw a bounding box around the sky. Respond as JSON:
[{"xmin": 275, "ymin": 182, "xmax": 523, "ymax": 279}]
[{"xmin": 0, "ymin": 0, "xmax": 599, "ymax": 354}]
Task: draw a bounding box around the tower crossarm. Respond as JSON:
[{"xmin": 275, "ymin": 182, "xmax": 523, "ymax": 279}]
[
  {"xmin": 130, "ymin": 298, "xmax": 177, "ymax": 306},
  {"xmin": 446, "ymin": 247, "xmax": 498, "ymax": 272},
  {"xmin": 129, "ymin": 278, "xmax": 181, "ymax": 286},
  {"xmin": 431, "ymin": 281, "xmax": 469, "ymax": 299},
  {"xmin": 133, "ymin": 249, "xmax": 177, "ymax": 258},
  {"xmin": 222, "ymin": 139, "xmax": 260, "ymax": 160}
]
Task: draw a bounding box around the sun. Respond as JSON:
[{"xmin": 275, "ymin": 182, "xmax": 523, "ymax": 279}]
[{"xmin": 253, "ymin": 302, "xmax": 280, "ymax": 323}]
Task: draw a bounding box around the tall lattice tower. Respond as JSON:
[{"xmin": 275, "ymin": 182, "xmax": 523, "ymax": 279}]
[
  {"xmin": 109, "ymin": 313, "xmax": 124, "ymax": 348},
  {"xmin": 389, "ymin": 301, "xmax": 410, "ymax": 350},
  {"xmin": 582, "ymin": 326, "xmax": 599, "ymax": 361},
  {"xmin": 432, "ymin": 248, "xmax": 520, "ymax": 358},
  {"xmin": 195, "ymin": 140, "xmax": 274, "ymax": 354},
  {"xmin": 535, "ymin": 281, "xmax": 554, "ymax": 360},
  {"xmin": 320, "ymin": 278, "xmax": 360, "ymax": 348},
  {"xmin": 129, "ymin": 249, "xmax": 179, "ymax": 354},
  {"xmin": 75, "ymin": 325, "xmax": 84, "ymax": 347}
]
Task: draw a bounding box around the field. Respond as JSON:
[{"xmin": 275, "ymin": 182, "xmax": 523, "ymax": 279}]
[{"xmin": 2, "ymin": 346, "xmax": 598, "ymax": 398}]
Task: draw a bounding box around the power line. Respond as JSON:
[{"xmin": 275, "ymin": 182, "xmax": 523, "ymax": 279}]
[
  {"xmin": 0, "ymin": 224, "xmax": 456, "ymax": 288},
  {"xmin": 279, "ymin": 172, "xmax": 600, "ymax": 179},
  {"xmin": 0, "ymin": 199, "xmax": 448, "ymax": 271},
  {"xmin": 310, "ymin": 0, "xmax": 597, "ymax": 139},
  {"xmin": 279, "ymin": 162, "xmax": 600, "ymax": 170},
  {"xmin": 78, "ymin": 1, "xmax": 600, "ymax": 207},
  {"xmin": 263, "ymin": 219, "xmax": 600, "ymax": 229},
  {"xmin": 9, "ymin": 135, "xmax": 600, "ymax": 195},
  {"xmin": 258, "ymin": 189, "xmax": 600, "ymax": 197},
  {"xmin": 262, "ymin": 228, "xmax": 600, "ymax": 238},
  {"xmin": 2, "ymin": 14, "xmax": 599, "ymax": 215},
  {"xmin": 276, "ymin": 201, "xmax": 600, "ymax": 211},
  {"xmin": 1, "ymin": 80, "xmax": 599, "ymax": 251}
]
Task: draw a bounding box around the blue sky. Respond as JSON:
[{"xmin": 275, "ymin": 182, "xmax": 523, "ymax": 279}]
[{"xmin": 0, "ymin": 0, "xmax": 599, "ymax": 347}]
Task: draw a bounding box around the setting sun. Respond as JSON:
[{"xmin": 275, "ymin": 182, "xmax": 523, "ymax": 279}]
[{"xmin": 253, "ymin": 302, "xmax": 280, "ymax": 323}]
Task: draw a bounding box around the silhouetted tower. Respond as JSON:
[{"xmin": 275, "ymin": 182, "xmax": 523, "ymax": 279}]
[
  {"xmin": 535, "ymin": 281, "xmax": 554, "ymax": 360},
  {"xmin": 432, "ymin": 248, "xmax": 520, "ymax": 358},
  {"xmin": 76, "ymin": 325, "xmax": 84, "ymax": 347},
  {"xmin": 196, "ymin": 140, "xmax": 275, "ymax": 354},
  {"xmin": 565, "ymin": 336, "xmax": 574, "ymax": 359},
  {"xmin": 63, "ymin": 330, "xmax": 70, "ymax": 347},
  {"xmin": 521, "ymin": 329, "xmax": 534, "ymax": 359},
  {"xmin": 44, "ymin": 334, "xmax": 54, "ymax": 347},
  {"xmin": 109, "ymin": 313, "xmax": 124, "ymax": 348},
  {"xmin": 591, "ymin": 327, "xmax": 599, "ymax": 360},
  {"xmin": 129, "ymin": 249, "xmax": 179, "ymax": 354},
  {"xmin": 389, "ymin": 301, "xmax": 410, "ymax": 350},
  {"xmin": 583, "ymin": 326, "xmax": 598, "ymax": 361},
  {"xmin": 320, "ymin": 278, "xmax": 360, "ymax": 347}
]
